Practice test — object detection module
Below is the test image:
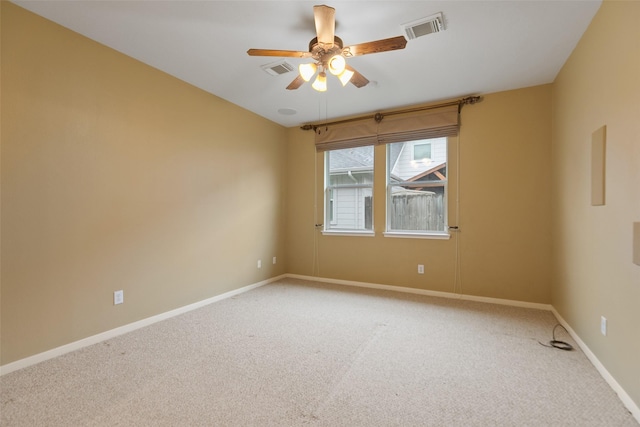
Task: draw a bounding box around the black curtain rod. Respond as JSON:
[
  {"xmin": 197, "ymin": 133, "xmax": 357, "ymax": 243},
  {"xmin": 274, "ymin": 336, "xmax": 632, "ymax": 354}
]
[{"xmin": 300, "ymin": 96, "xmax": 482, "ymax": 131}]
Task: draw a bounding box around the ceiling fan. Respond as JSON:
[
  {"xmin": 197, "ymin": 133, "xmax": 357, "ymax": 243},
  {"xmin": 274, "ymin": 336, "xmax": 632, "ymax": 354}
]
[{"xmin": 247, "ymin": 4, "xmax": 407, "ymax": 91}]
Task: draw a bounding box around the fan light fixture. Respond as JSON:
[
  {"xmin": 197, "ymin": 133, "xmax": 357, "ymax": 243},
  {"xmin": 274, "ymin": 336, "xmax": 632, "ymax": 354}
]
[
  {"xmin": 337, "ymin": 68, "xmax": 354, "ymax": 86},
  {"xmin": 327, "ymin": 54, "xmax": 346, "ymax": 75},
  {"xmin": 299, "ymin": 63, "xmax": 317, "ymax": 82},
  {"xmin": 300, "ymin": 54, "xmax": 354, "ymax": 91},
  {"xmin": 311, "ymin": 71, "xmax": 327, "ymax": 92}
]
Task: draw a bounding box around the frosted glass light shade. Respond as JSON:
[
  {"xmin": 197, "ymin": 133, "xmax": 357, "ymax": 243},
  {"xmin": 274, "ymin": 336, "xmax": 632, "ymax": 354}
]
[
  {"xmin": 312, "ymin": 72, "xmax": 327, "ymax": 92},
  {"xmin": 337, "ymin": 68, "xmax": 354, "ymax": 86},
  {"xmin": 327, "ymin": 55, "xmax": 346, "ymax": 75},
  {"xmin": 299, "ymin": 63, "xmax": 317, "ymax": 82}
]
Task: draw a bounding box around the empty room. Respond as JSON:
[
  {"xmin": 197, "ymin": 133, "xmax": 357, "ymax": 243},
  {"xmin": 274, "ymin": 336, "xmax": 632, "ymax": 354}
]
[{"xmin": 1, "ymin": 1, "xmax": 639, "ymax": 425}]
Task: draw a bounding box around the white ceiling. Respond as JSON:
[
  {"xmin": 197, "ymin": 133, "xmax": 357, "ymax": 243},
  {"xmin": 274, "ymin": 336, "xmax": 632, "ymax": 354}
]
[{"xmin": 13, "ymin": 1, "xmax": 601, "ymax": 128}]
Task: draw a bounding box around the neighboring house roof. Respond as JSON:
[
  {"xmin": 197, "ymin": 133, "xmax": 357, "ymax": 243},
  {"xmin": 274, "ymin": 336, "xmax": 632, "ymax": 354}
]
[
  {"xmin": 329, "ymin": 143, "xmax": 404, "ymax": 173},
  {"xmin": 329, "ymin": 146, "xmax": 373, "ymax": 171},
  {"xmin": 407, "ymin": 161, "xmax": 446, "ymax": 182}
]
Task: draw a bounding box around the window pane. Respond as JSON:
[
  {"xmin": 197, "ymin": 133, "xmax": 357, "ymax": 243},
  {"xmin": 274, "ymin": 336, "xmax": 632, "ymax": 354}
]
[
  {"xmin": 387, "ymin": 138, "xmax": 447, "ymax": 233},
  {"xmin": 389, "ymin": 185, "xmax": 445, "ymax": 231},
  {"xmin": 326, "ymin": 146, "xmax": 374, "ymax": 232},
  {"xmin": 413, "ymin": 143, "xmax": 432, "ymax": 161},
  {"xmin": 328, "ymin": 146, "xmax": 374, "ymax": 179},
  {"xmin": 327, "ymin": 187, "xmax": 373, "ymax": 230}
]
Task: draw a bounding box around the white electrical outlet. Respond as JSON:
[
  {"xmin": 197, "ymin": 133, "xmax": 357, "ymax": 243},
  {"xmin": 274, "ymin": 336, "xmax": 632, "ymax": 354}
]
[
  {"xmin": 114, "ymin": 290, "xmax": 124, "ymax": 305},
  {"xmin": 273, "ymin": 256, "xmax": 277, "ymax": 264},
  {"xmin": 600, "ymin": 316, "xmax": 607, "ymax": 336},
  {"xmin": 418, "ymin": 264, "xmax": 424, "ymax": 274},
  {"xmin": 257, "ymin": 260, "xmax": 262, "ymax": 269}
]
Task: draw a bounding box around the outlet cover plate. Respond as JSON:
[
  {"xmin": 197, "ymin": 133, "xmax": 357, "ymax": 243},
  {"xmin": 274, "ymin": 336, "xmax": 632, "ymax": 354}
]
[{"xmin": 114, "ymin": 290, "xmax": 124, "ymax": 305}]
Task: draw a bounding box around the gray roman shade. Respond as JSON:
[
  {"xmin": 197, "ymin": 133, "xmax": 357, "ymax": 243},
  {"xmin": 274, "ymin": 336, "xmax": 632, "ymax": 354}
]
[{"xmin": 313, "ymin": 103, "xmax": 460, "ymax": 152}]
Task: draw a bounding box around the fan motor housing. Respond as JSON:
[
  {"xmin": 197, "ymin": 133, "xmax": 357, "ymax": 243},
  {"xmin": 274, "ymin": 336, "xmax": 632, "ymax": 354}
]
[{"xmin": 308, "ymin": 36, "xmax": 344, "ymax": 60}]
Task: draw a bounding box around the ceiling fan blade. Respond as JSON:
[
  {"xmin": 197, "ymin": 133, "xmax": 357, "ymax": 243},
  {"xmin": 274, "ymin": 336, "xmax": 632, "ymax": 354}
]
[
  {"xmin": 343, "ymin": 35, "xmax": 407, "ymax": 57},
  {"xmin": 345, "ymin": 65, "xmax": 369, "ymax": 88},
  {"xmin": 314, "ymin": 5, "xmax": 335, "ymax": 47},
  {"xmin": 286, "ymin": 75, "xmax": 306, "ymax": 90},
  {"xmin": 247, "ymin": 49, "xmax": 312, "ymax": 58}
]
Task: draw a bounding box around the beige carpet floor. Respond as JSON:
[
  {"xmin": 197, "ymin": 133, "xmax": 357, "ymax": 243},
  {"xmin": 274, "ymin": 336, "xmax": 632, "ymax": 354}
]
[{"xmin": 1, "ymin": 278, "xmax": 637, "ymax": 426}]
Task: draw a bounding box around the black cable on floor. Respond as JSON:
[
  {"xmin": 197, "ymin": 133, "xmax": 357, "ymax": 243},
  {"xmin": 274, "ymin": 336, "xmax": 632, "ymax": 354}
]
[{"xmin": 539, "ymin": 323, "xmax": 574, "ymax": 351}]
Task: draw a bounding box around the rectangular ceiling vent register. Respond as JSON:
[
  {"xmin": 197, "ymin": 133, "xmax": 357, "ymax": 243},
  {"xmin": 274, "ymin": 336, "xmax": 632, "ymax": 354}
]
[
  {"xmin": 402, "ymin": 13, "xmax": 445, "ymax": 40},
  {"xmin": 261, "ymin": 61, "xmax": 294, "ymax": 76}
]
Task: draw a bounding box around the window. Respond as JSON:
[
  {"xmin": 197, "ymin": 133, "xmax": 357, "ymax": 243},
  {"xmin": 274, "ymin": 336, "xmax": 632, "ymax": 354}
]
[
  {"xmin": 413, "ymin": 143, "xmax": 432, "ymax": 161},
  {"xmin": 315, "ymin": 102, "xmax": 461, "ymax": 237},
  {"xmin": 386, "ymin": 137, "xmax": 448, "ymax": 235},
  {"xmin": 324, "ymin": 146, "xmax": 374, "ymax": 233}
]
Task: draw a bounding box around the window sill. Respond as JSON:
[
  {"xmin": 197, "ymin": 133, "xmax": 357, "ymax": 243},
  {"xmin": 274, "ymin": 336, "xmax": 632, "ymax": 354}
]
[
  {"xmin": 322, "ymin": 230, "xmax": 376, "ymax": 237},
  {"xmin": 383, "ymin": 231, "xmax": 450, "ymax": 240}
]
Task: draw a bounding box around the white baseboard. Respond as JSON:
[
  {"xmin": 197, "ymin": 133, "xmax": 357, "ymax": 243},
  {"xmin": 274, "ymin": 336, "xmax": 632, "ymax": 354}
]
[
  {"xmin": 550, "ymin": 308, "xmax": 640, "ymax": 424},
  {"xmin": 286, "ymin": 273, "xmax": 552, "ymax": 311},
  {"xmin": 0, "ymin": 275, "xmax": 285, "ymax": 376}
]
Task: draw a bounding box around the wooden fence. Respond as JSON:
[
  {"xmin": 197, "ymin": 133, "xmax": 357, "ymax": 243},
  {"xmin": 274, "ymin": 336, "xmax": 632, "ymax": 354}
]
[{"xmin": 389, "ymin": 190, "xmax": 444, "ymax": 231}]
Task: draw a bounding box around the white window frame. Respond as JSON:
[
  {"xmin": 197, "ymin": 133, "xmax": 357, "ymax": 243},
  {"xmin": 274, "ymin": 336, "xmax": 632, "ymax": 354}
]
[
  {"xmin": 384, "ymin": 138, "xmax": 450, "ymax": 239},
  {"xmin": 323, "ymin": 148, "xmax": 375, "ymax": 236}
]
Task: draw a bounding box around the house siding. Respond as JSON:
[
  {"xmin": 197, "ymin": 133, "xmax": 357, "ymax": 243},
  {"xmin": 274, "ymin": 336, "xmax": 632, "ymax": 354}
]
[{"xmin": 391, "ymin": 138, "xmax": 447, "ymax": 181}]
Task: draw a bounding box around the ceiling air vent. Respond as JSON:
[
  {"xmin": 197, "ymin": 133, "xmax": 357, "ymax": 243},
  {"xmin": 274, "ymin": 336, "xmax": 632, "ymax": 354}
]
[
  {"xmin": 402, "ymin": 12, "xmax": 445, "ymax": 40},
  {"xmin": 261, "ymin": 61, "xmax": 294, "ymax": 76}
]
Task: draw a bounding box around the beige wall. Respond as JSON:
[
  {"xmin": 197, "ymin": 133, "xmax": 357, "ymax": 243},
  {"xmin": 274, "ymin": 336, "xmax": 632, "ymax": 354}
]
[
  {"xmin": 286, "ymin": 85, "xmax": 553, "ymax": 304},
  {"xmin": 551, "ymin": 0, "xmax": 640, "ymax": 408},
  {"xmin": 1, "ymin": 3, "xmax": 287, "ymax": 364}
]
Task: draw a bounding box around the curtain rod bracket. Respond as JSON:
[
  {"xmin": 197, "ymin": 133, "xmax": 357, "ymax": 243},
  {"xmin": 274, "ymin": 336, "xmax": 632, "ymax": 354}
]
[{"xmin": 461, "ymin": 96, "xmax": 482, "ymax": 105}]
